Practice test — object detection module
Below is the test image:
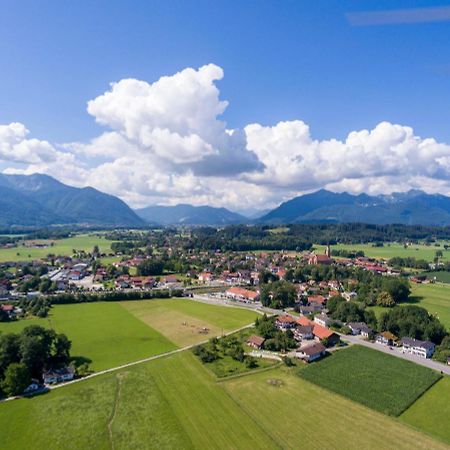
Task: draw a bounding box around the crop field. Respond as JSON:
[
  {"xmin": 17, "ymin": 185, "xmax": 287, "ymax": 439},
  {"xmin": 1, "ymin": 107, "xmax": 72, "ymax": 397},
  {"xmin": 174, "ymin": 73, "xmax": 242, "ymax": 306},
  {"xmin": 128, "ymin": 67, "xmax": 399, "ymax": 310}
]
[
  {"xmin": 0, "ymin": 302, "xmax": 176, "ymax": 371},
  {"xmin": 0, "ymin": 234, "xmax": 115, "ymax": 262},
  {"xmin": 315, "ymin": 242, "xmax": 450, "ymax": 262},
  {"xmin": 401, "ymin": 377, "xmax": 450, "ymax": 445},
  {"xmin": 1, "ymin": 352, "xmax": 447, "ymax": 450},
  {"xmin": 121, "ymin": 299, "xmax": 259, "ymax": 347},
  {"xmin": 369, "ymin": 283, "xmax": 450, "ymax": 331},
  {"xmin": 0, "ymin": 352, "xmax": 277, "ymax": 450},
  {"xmin": 299, "ymin": 346, "xmax": 441, "ymax": 416},
  {"xmin": 224, "ymin": 366, "xmax": 447, "ymax": 449}
]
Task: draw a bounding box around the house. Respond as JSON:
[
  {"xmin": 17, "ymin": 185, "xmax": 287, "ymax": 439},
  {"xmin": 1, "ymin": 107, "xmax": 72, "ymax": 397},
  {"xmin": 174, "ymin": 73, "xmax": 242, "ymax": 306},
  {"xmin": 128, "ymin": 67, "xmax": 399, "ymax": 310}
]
[
  {"xmin": 375, "ymin": 331, "xmax": 398, "ymax": 346},
  {"xmin": 347, "ymin": 322, "xmax": 373, "ymax": 339},
  {"xmin": 296, "ymin": 342, "xmax": 327, "ymax": 362},
  {"xmin": 296, "ymin": 305, "xmax": 316, "ymax": 316},
  {"xmin": 0, "ymin": 285, "xmax": 9, "ymax": 298},
  {"xmin": 307, "ymin": 295, "xmax": 327, "ymax": 308},
  {"xmin": 312, "ymin": 324, "xmax": 340, "ymax": 346},
  {"xmin": 294, "ymin": 325, "xmax": 314, "ymax": 341},
  {"xmin": 43, "ymin": 367, "xmax": 75, "ymax": 384},
  {"xmin": 225, "ymin": 287, "xmax": 259, "ymax": 303},
  {"xmin": 198, "ymin": 272, "xmax": 213, "ymax": 283},
  {"xmin": 276, "ymin": 315, "xmax": 297, "ymax": 330},
  {"xmin": 343, "ymin": 291, "xmax": 358, "ymax": 301},
  {"xmin": 314, "ymin": 313, "xmax": 331, "ymax": 327},
  {"xmin": 23, "ymin": 379, "xmax": 41, "ymax": 394},
  {"xmin": 0, "ymin": 304, "xmax": 17, "ymax": 319},
  {"xmin": 401, "ymin": 337, "xmax": 435, "ymax": 358},
  {"xmin": 246, "ymin": 335, "xmax": 265, "ymax": 349},
  {"xmin": 162, "ymin": 275, "xmax": 178, "ymax": 284}
]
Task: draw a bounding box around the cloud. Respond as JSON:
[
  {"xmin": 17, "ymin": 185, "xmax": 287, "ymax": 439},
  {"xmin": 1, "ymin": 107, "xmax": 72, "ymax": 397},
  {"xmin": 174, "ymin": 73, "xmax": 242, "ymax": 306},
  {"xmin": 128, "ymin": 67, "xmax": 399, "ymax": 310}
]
[
  {"xmin": 3, "ymin": 64, "xmax": 450, "ymax": 211},
  {"xmin": 346, "ymin": 6, "xmax": 450, "ymax": 26}
]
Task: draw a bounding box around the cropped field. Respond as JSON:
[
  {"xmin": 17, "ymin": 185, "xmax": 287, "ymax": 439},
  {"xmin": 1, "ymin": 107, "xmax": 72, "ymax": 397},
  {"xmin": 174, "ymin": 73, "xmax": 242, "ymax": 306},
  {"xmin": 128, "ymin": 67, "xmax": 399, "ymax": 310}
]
[
  {"xmin": 299, "ymin": 345, "xmax": 441, "ymax": 416},
  {"xmin": 0, "ymin": 352, "xmax": 277, "ymax": 450},
  {"xmin": 401, "ymin": 377, "xmax": 450, "ymax": 445},
  {"xmin": 0, "ymin": 234, "xmax": 115, "ymax": 262},
  {"xmin": 0, "ymin": 302, "xmax": 176, "ymax": 371},
  {"xmin": 121, "ymin": 299, "xmax": 259, "ymax": 347},
  {"xmin": 369, "ymin": 283, "xmax": 450, "ymax": 331},
  {"xmin": 223, "ymin": 367, "xmax": 447, "ymax": 450},
  {"xmin": 315, "ymin": 242, "xmax": 450, "ymax": 262}
]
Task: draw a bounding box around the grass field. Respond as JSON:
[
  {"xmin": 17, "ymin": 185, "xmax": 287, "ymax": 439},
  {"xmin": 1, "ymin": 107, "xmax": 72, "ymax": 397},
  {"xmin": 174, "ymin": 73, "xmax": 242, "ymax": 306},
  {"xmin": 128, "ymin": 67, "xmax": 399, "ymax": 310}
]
[
  {"xmin": 0, "ymin": 234, "xmax": 115, "ymax": 262},
  {"xmin": 121, "ymin": 299, "xmax": 259, "ymax": 347},
  {"xmin": 426, "ymin": 271, "xmax": 450, "ymax": 283},
  {"xmin": 0, "ymin": 302, "xmax": 176, "ymax": 371},
  {"xmin": 401, "ymin": 377, "xmax": 450, "ymax": 445},
  {"xmin": 0, "ymin": 352, "xmax": 277, "ymax": 450},
  {"xmin": 299, "ymin": 346, "xmax": 441, "ymax": 416},
  {"xmin": 1, "ymin": 351, "xmax": 447, "ymax": 450},
  {"xmin": 369, "ymin": 283, "xmax": 450, "ymax": 331},
  {"xmin": 315, "ymin": 242, "xmax": 450, "ymax": 262}
]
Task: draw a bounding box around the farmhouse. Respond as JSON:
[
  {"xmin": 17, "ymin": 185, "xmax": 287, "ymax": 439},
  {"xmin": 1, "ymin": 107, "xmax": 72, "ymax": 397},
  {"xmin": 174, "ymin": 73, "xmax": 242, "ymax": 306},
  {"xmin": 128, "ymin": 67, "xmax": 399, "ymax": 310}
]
[
  {"xmin": 314, "ymin": 313, "xmax": 331, "ymax": 327},
  {"xmin": 225, "ymin": 287, "xmax": 259, "ymax": 302},
  {"xmin": 246, "ymin": 335, "xmax": 265, "ymax": 349},
  {"xmin": 198, "ymin": 272, "xmax": 214, "ymax": 283},
  {"xmin": 296, "ymin": 342, "xmax": 326, "ymax": 362},
  {"xmin": 401, "ymin": 337, "xmax": 435, "ymax": 359},
  {"xmin": 43, "ymin": 366, "xmax": 75, "ymax": 384},
  {"xmin": 307, "ymin": 295, "xmax": 327, "ymax": 308},
  {"xmin": 375, "ymin": 331, "xmax": 398, "ymax": 346},
  {"xmin": 276, "ymin": 315, "xmax": 297, "ymax": 330},
  {"xmin": 294, "ymin": 325, "xmax": 314, "ymax": 341}
]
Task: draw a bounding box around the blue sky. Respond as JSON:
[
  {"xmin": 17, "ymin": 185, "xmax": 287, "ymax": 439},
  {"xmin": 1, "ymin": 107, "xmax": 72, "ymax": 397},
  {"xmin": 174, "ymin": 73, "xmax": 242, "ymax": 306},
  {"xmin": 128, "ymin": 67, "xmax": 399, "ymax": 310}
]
[{"xmin": 1, "ymin": 1, "xmax": 450, "ymax": 211}]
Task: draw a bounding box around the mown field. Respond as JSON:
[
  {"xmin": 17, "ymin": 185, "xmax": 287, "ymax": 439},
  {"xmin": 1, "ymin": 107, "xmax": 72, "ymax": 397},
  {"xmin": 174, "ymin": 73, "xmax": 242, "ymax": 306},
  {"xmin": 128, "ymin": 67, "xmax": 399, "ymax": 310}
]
[
  {"xmin": 0, "ymin": 234, "xmax": 115, "ymax": 262},
  {"xmin": 401, "ymin": 377, "xmax": 450, "ymax": 445},
  {"xmin": 0, "ymin": 302, "xmax": 176, "ymax": 371},
  {"xmin": 121, "ymin": 299, "xmax": 259, "ymax": 347},
  {"xmin": 1, "ymin": 351, "xmax": 447, "ymax": 450},
  {"xmin": 369, "ymin": 283, "xmax": 450, "ymax": 331},
  {"xmin": 315, "ymin": 242, "xmax": 450, "ymax": 262},
  {"xmin": 426, "ymin": 271, "xmax": 450, "ymax": 283},
  {"xmin": 299, "ymin": 345, "xmax": 441, "ymax": 416}
]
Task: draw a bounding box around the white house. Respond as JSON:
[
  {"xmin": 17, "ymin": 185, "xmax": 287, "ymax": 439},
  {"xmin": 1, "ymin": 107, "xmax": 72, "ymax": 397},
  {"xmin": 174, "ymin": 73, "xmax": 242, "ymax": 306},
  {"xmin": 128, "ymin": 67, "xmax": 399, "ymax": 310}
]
[{"xmin": 401, "ymin": 337, "xmax": 435, "ymax": 358}]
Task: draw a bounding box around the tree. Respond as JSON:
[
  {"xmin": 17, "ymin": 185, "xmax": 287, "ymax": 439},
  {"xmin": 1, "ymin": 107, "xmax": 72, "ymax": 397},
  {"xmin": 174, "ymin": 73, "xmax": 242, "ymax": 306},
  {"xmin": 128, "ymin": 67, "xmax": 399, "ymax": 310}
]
[
  {"xmin": 376, "ymin": 291, "xmax": 395, "ymax": 308},
  {"xmin": 53, "ymin": 334, "xmax": 72, "ymax": 364},
  {"xmin": 327, "ymin": 295, "xmax": 345, "ymax": 315},
  {"xmin": 1, "ymin": 363, "xmax": 31, "ymax": 397},
  {"xmin": 137, "ymin": 259, "xmax": 164, "ymax": 276},
  {"xmin": 260, "ymin": 280, "xmax": 297, "ymax": 309},
  {"xmin": 0, "ymin": 333, "xmax": 20, "ymax": 378}
]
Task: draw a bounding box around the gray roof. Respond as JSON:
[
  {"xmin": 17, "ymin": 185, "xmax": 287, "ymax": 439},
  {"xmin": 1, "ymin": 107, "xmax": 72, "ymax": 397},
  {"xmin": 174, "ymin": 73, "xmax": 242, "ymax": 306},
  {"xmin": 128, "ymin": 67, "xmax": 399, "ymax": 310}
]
[{"xmin": 401, "ymin": 337, "xmax": 435, "ymax": 350}]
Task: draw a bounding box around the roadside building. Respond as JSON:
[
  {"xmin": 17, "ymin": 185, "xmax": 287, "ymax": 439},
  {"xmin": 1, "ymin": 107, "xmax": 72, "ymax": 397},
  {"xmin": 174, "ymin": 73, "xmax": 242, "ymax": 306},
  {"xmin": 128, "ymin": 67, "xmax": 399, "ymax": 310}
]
[
  {"xmin": 347, "ymin": 322, "xmax": 373, "ymax": 339},
  {"xmin": 225, "ymin": 287, "xmax": 259, "ymax": 303},
  {"xmin": 296, "ymin": 342, "xmax": 327, "ymax": 362},
  {"xmin": 401, "ymin": 337, "xmax": 435, "ymax": 358},
  {"xmin": 375, "ymin": 331, "xmax": 398, "ymax": 347}
]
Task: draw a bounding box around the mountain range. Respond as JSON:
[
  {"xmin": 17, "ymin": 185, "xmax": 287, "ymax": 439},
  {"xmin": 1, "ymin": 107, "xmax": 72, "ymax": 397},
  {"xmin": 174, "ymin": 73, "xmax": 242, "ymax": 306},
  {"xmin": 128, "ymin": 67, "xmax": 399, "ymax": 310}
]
[
  {"xmin": 2, "ymin": 173, "xmax": 450, "ymax": 227},
  {"xmin": 0, "ymin": 173, "xmax": 144, "ymax": 228}
]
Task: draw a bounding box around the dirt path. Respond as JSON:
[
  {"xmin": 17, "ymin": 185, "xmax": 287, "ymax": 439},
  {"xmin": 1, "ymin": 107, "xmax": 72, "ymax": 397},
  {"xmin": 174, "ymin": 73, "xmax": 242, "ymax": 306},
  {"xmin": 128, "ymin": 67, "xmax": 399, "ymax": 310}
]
[{"xmin": 107, "ymin": 372, "xmax": 128, "ymax": 450}]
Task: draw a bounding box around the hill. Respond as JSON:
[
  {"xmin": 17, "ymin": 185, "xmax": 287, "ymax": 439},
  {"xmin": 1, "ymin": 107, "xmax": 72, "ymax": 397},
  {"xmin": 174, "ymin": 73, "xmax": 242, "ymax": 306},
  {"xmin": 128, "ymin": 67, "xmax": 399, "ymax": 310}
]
[
  {"xmin": 0, "ymin": 173, "xmax": 144, "ymax": 227},
  {"xmin": 259, "ymin": 189, "xmax": 450, "ymax": 226},
  {"xmin": 135, "ymin": 204, "xmax": 246, "ymax": 225}
]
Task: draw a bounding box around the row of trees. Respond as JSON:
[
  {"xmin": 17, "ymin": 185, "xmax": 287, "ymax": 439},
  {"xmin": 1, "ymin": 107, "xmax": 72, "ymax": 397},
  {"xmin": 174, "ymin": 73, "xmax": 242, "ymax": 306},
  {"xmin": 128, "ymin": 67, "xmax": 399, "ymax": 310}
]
[{"xmin": 0, "ymin": 325, "xmax": 71, "ymax": 397}]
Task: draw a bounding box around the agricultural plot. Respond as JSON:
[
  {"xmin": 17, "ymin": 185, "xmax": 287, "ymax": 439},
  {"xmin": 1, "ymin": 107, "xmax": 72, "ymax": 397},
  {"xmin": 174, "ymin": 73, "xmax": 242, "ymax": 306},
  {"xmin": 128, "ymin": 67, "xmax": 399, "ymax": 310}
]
[
  {"xmin": 0, "ymin": 234, "xmax": 115, "ymax": 262},
  {"xmin": 0, "ymin": 302, "xmax": 176, "ymax": 371},
  {"xmin": 401, "ymin": 377, "xmax": 450, "ymax": 445},
  {"xmin": 299, "ymin": 346, "xmax": 441, "ymax": 416},
  {"xmin": 121, "ymin": 299, "xmax": 259, "ymax": 347},
  {"xmin": 426, "ymin": 271, "xmax": 450, "ymax": 283},
  {"xmin": 223, "ymin": 367, "xmax": 447, "ymax": 450},
  {"xmin": 315, "ymin": 242, "xmax": 450, "ymax": 262},
  {"xmin": 0, "ymin": 352, "xmax": 277, "ymax": 450}
]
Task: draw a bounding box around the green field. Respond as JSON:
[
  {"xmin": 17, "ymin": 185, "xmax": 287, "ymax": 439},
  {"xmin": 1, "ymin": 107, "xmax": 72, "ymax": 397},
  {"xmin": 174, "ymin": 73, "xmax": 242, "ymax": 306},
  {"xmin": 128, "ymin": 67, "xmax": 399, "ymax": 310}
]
[
  {"xmin": 299, "ymin": 346, "xmax": 441, "ymax": 416},
  {"xmin": 369, "ymin": 283, "xmax": 450, "ymax": 331},
  {"xmin": 1, "ymin": 351, "xmax": 447, "ymax": 450},
  {"xmin": 426, "ymin": 271, "xmax": 450, "ymax": 283},
  {"xmin": 315, "ymin": 242, "xmax": 450, "ymax": 262},
  {"xmin": 0, "ymin": 302, "xmax": 176, "ymax": 371},
  {"xmin": 121, "ymin": 299, "xmax": 259, "ymax": 347},
  {"xmin": 0, "ymin": 234, "xmax": 115, "ymax": 262},
  {"xmin": 401, "ymin": 377, "xmax": 450, "ymax": 445}
]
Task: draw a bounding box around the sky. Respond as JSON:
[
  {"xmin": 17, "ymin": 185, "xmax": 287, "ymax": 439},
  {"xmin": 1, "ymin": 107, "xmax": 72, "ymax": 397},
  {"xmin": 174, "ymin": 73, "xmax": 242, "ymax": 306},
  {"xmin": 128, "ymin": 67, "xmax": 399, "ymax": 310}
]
[{"xmin": 1, "ymin": 0, "xmax": 450, "ymax": 213}]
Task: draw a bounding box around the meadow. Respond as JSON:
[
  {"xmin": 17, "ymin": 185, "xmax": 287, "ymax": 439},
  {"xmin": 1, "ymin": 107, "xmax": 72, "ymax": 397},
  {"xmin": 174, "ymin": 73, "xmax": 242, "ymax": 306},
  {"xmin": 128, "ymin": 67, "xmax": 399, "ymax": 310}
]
[
  {"xmin": 425, "ymin": 271, "xmax": 450, "ymax": 283},
  {"xmin": 315, "ymin": 242, "xmax": 450, "ymax": 262},
  {"xmin": 0, "ymin": 234, "xmax": 115, "ymax": 262},
  {"xmin": 1, "ymin": 351, "xmax": 447, "ymax": 450},
  {"xmin": 401, "ymin": 377, "xmax": 450, "ymax": 445},
  {"xmin": 369, "ymin": 283, "xmax": 450, "ymax": 331},
  {"xmin": 299, "ymin": 345, "xmax": 441, "ymax": 416},
  {"xmin": 0, "ymin": 302, "xmax": 176, "ymax": 371},
  {"xmin": 121, "ymin": 299, "xmax": 259, "ymax": 347}
]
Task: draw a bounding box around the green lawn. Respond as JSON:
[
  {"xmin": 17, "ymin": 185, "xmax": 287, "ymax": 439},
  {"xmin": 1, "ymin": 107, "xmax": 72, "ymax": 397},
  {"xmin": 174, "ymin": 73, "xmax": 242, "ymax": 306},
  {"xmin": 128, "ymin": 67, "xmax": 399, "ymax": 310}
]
[
  {"xmin": 425, "ymin": 271, "xmax": 450, "ymax": 283},
  {"xmin": 315, "ymin": 242, "xmax": 450, "ymax": 262},
  {"xmin": 121, "ymin": 299, "xmax": 259, "ymax": 347},
  {"xmin": 299, "ymin": 345, "xmax": 441, "ymax": 416},
  {"xmin": 0, "ymin": 234, "xmax": 115, "ymax": 262},
  {"xmin": 0, "ymin": 302, "xmax": 176, "ymax": 371},
  {"xmin": 401, "ymin": 377, "xmax": 450, "ymax": 445},
  {"xmin": 369, "ymin": 283, "xmax": 450, "ymax": 331},
  {"xmin": 0, "ymin": 352, "xmax": 278, "ymax": 450}
]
